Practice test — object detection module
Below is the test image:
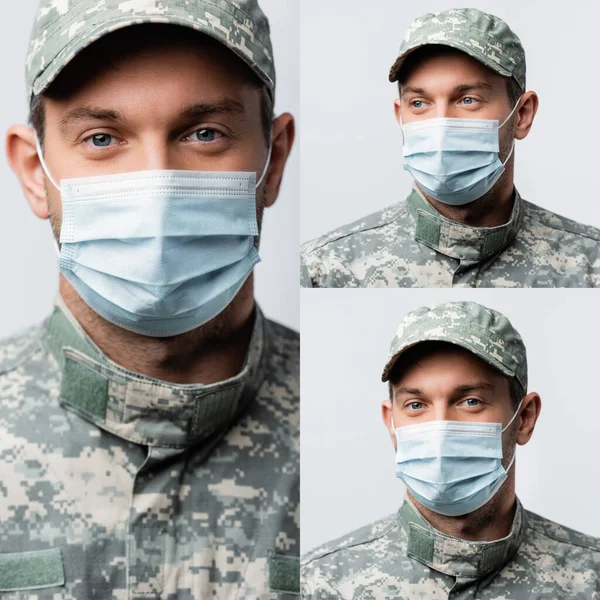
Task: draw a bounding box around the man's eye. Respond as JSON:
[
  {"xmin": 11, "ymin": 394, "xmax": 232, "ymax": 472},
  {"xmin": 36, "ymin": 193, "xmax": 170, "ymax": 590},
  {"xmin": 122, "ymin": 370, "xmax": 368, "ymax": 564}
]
[
  {"xmin": 461, "ymin": 97, "xmax": 477, "ymax": 105},
  {"xmin": 463, "ymin": 398, "xmax": 481, "ymax": 407},
  {"xmin": 411, "ymin": 100, "xmax": 424, "ymax": 109},
  {"xmin": 407, "ymin": 402, "xmax": 424, "ymax": 411},
  {"xmin": 191, "ymin": 129, "xmax": 223, "ymax": 142},
  {"xmin": 88, "ymin": 133, "xmax": 113, "ymax": 148}
]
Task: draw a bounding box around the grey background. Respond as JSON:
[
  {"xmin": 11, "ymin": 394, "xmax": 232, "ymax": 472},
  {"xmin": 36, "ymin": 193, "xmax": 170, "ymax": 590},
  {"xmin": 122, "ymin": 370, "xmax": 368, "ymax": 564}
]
[
  {"xmin": 0, "ymin": 0, "xmax": 299, "ymax": 339},
  {"xmin": 300, "ymin": 0, "xmax": 599, "ymax": 243},
  {"xmin": 300, "ymin": 289, "xmax": 600, "ymax": 553}
]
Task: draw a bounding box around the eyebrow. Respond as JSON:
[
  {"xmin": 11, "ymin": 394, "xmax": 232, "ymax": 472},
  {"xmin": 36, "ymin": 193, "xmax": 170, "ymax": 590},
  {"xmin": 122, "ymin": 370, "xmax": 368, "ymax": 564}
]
[
  {"xmin": 401, "ymin": 81, "xmax": 493, "ymax": 96},
  {"xmin": 59, "ymin": 107, "xmax": 125, "ymax": 133},
  {"xmin": 453, "ymin": 81, "xmax": 493, "ymax": 93},
  {"xmin": 58, "ymin": 97, "xmax": 248, "ymax": 134},
  {"xmin": 393, "ymin": 381, "xmax": 495, "ymax": 397},
  {"xmin": 179, "ymin": 98, "xmax": 248, "ymax": 121},
  {"xmin": 394, "ymin": 386, "xmax": 425, "ymax": 396},
  {"xmin": 454, "ymin": 382, "xmax": 495, "ymax": 393}
]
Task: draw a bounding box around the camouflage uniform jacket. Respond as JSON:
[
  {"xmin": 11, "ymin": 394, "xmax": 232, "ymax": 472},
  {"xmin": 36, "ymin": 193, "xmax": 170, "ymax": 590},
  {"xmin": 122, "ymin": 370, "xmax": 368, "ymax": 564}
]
[
  {"xmin": 0, "ymin": 299, "xmax": 299, "ymax": 599},
  {"xmin": 300, "ymin": 187, "xmax": 600, "ymax": 288},
  {"xmin": 301, "ymin": 497, "xmax": 600, "ymax": 599}
]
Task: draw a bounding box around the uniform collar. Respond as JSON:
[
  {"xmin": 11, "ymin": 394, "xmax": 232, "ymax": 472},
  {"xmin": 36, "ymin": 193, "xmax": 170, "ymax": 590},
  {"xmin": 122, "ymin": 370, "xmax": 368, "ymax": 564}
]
[
  {"xmin": 407, "ymin": 186, "xmax": 523, "ymax": 262},
  {"xmin": 398, "ymin": 497, "xmax": 526, "ymax": 579},
  {"xmin": 44, "ymin": 297, "xmax": 266, "ymax": 448}
]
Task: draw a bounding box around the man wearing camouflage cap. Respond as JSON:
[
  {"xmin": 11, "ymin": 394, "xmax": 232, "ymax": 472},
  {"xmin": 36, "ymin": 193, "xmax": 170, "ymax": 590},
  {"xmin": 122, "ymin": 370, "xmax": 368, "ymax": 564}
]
[
  {"xmin": 301, "ymin": 8, "xmax": 600, "ymax": 288},
  {"xmin": 302, "ymin": 302, "xmax": 600, "ymax": 598},
  {"xmin": 0, "ymin": 1, "xmax": 298, "ymax": 597}
]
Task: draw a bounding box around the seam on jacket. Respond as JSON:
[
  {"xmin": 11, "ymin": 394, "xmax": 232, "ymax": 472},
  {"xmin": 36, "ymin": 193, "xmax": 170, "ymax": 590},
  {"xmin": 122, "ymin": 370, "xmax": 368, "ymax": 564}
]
[
  {"xmin": 0, "ymin": 336, "xmax": 44, "ymax": 377},
  {"xmin": 302, "ymin": 519, "xmax": 398, "ymax": 567},
  {"xmin": 523, "ymin": 203, "xmax": 600, "ymax": 243},
  {"xmin": 303, "ymin": 206, "xmax": 409, "ymax": 254},
  {"xmin": 527, "ymin": 520, "xmax": 600, "ymax": 554}
]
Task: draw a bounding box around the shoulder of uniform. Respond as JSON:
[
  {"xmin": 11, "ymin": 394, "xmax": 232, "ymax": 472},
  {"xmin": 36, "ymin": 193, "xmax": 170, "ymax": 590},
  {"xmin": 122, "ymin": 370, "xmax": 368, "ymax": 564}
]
[
  {"xmin": 526, "ymin": 510, "xmax": 600, "ymax": 554},
  {"xmin": 523, "ymin": 200, "xmax": 600, "ymax": 242},
  {"xmin": 0, "ymin": 321, "xmax": 47, "ymax": 376},
  {"xmin": 264, "ymin": 318, "xmax": 299, "ymax": 372},
  {"xmin": 262, "ymin": 317, "xmax": 299, "ymax": 404},
  {"xmin": 301, "ymin": 513, "xmax": 398, "ymax": 567},
  {"xmin": 265, "ymin": 318, "xmax": 299, "ymax": 347},
  {"xmin": 300, "ymin": 202, "xmax": 409, "ymax": 257}
]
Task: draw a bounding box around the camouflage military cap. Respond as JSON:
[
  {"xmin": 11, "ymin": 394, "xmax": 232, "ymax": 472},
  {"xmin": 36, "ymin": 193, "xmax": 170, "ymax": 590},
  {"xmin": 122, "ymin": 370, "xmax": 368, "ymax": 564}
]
[
  {"xmin": 389, "ymin": 8, "xmax": 525, "ymax": 91},
  {"xmin": 26, "ymin": 0, "xmax": 275, "ymax": 100},
  {"xmin": 381, "ymin": 301, "xmax": 527, "ymax": 391}
]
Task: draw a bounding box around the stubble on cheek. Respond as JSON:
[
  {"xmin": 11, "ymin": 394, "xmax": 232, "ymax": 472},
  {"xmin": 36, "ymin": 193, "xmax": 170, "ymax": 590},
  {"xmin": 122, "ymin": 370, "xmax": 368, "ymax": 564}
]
[{"xmin": 46, "ymin": 183, "xmax": 62, "ymax": 244}]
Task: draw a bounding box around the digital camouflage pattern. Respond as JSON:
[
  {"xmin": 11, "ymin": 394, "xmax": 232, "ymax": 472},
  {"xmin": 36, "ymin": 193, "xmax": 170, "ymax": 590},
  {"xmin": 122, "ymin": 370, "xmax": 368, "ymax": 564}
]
[
  {"xmin": 0, "ymin": 298, "xmax": 299, "ymax": 598},
  {"xmin": 301, "ymin": 497, "xmax": 600, "ymax": 599},
  {"xmin": 26, "ymin": 0, "xmax": 275, "ymax": 100},
  {"xmin": 388, "ymin": 8, "xmax": 526, "ymax": 90},
  {"xmin": 300, "ymin": 188, "xmax": 600, "ymax": 288},
  {"xmin": 381, "ymin": 301, "xmax": 527, "ymax": 391}
]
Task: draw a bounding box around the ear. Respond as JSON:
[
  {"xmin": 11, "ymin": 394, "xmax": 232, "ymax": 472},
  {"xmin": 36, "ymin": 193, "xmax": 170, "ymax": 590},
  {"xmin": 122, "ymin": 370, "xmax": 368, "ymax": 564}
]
[
  {"xmin": 514, "ymin": 91, "xmax": 539, "ymax": 141},
  {"xmin": 516, "ymin": 391, "xmax": 541, "ymax": 445},
  {"xmin": 263, "ymin": 112, "xmax": 295, "ymax": 208},
  {"xmin": 394, "ymin": 97, "xmax": 402, "ymax": 124},
  {"xmin": 6, "ymin": 125, "xmax": 49, "ymax": 219},
  {"xmin": 381, "ymin": 400, "xmax": 397, "ymax": 450}
]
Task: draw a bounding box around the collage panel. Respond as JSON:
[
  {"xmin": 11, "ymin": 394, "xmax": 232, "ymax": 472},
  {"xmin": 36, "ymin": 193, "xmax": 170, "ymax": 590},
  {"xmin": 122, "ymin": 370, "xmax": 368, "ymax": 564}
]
[
  {"xmin": 301, "ymin": 289, "xmax": 600, "ymax": 598},
  {"xmin": 0, "ymin": 0, "xmax": 299, "ymax": 598},
  {"xmin": 2, "ymin": 0, "xmax": 600, "ymax": 599},
  {"xmin": 300, "ymin": 1, "xmax": 600, "ymax": 288}
]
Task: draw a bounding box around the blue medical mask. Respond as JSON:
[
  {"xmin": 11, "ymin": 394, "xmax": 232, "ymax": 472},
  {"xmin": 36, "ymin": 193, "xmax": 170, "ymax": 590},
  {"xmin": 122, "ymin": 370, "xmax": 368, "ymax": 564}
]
[
  {"xmin": 36, "ymin": 136, "xmax": 271, "ymax": 337},
  {"xmin": 400, "ymin": 100, "xmax": 520, "ymax": 206},
  {"xmin": 391, "ymin": 399, "xmax": 523, "ymax": 517}
]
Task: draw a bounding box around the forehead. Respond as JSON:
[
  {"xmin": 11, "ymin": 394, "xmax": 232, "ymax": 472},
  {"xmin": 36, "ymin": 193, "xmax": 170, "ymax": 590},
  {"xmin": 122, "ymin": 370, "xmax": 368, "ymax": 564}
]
[{"xmin": 400, "ymin": 48, "xmax": 507, "ymax": 91}]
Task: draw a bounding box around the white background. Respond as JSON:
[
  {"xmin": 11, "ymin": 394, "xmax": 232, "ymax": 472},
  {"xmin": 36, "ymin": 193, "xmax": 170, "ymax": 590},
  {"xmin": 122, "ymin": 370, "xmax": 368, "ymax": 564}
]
[
  {"xmin": 300, "ymin": 0, "xmax": 600, "ymax": 243},
  {"xmin": 300, "ymin": 289, "xmax": 600, "ymax": 553},
  {"xmin": 0, "ymin": 0, "xmax": 299, "ymax": 339}
]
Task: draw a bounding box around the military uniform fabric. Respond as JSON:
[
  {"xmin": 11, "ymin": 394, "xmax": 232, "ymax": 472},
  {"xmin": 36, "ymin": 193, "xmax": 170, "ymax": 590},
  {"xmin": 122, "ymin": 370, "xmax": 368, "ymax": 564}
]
[
  {"xmin": 0, "ymin": 298, "xmax": 300, "ymax": 598},
  {"xmin": 301, "ymin": 188, "xmax": 600, "ymax": 288},
  {"xmin": 301, "ymin": 498, "xmax": 600, "ymax": 599},
  {"xmin": 26, "ymin": 0, "xmax": 276, "ymax": 99},
  {"xmin": 388, "ymin": 8, "xmax": 526, "ymax": 89}
]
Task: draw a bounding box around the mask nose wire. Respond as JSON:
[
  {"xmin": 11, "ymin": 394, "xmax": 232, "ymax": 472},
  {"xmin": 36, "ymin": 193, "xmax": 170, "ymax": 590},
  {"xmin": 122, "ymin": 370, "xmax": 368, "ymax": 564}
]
[
  {"xmin": 392, "ymin": 396, "xmax": 524, "ymax": 439},
  {"xmin": 36, "ymin": 130, "xmax": 274, "ymax": 190}
]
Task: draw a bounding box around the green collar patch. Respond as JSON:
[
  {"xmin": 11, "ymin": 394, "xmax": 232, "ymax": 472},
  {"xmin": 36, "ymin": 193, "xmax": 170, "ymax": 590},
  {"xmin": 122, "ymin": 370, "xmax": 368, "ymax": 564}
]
[
  {"xmin": 398, "ymin": 497, "xmax": 526, "ymax": 579},
  {"xmin": 408, "ymin": 187, "xmax": 523, "ymax": 262},
  {"xmin": 44, "ymin": 300, "xmax": 267, "ymax": 448}
]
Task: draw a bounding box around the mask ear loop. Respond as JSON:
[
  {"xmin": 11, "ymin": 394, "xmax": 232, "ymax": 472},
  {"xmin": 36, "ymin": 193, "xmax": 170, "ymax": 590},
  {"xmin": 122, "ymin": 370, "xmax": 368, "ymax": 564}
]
[
  {"xmin": 498, "ymin": 97, "xmax": 522, "ymax": 167},
  {"xmin": 499, "ymin": 97, "xmax": 522, "ymax": 130},
  {"xmin": 255, "ymin": 141, "xmax": 272, "ymax": 189},
  {"xmin": 399, "ymin": 110, "xmax": 406, "ymax": 144},
  {"xmin": 502, "ymin": 396, "xmax": 524, "ymax": 433},
  {"xmin": 34, "ymin": 133, "xmax": 61, "ymax": 191},
  {"xmin": 502, "ymin": 396, "xmax": 525, "ymax": 472},
  {"xmin": 34, "ymin": 134, "xmax": 62, "ymax": 258}
]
